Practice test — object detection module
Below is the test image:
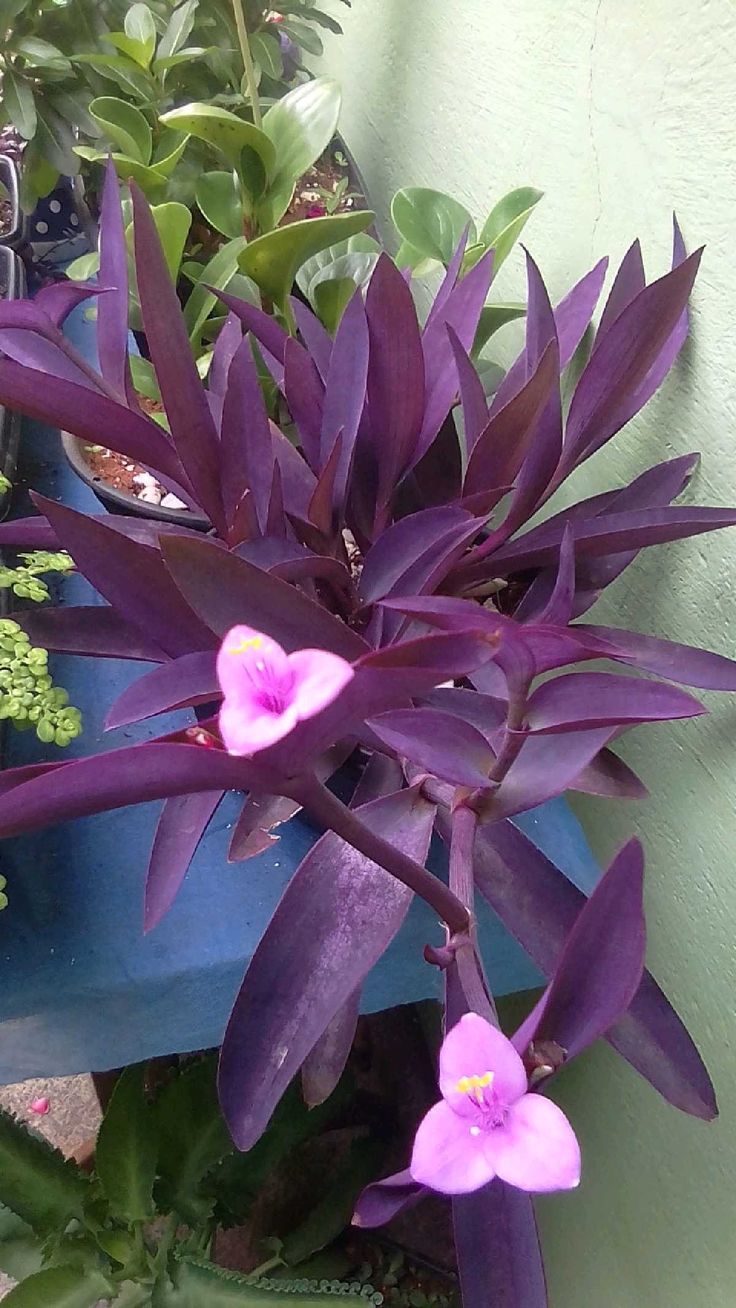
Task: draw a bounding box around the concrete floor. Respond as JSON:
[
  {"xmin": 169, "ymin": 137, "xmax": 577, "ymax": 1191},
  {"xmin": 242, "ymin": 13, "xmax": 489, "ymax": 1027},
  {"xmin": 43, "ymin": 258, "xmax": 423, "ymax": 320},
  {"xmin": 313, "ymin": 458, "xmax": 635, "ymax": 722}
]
[{"xmin": 0, "ymin": 1073, "xmax": 101, "ymax": 1298}]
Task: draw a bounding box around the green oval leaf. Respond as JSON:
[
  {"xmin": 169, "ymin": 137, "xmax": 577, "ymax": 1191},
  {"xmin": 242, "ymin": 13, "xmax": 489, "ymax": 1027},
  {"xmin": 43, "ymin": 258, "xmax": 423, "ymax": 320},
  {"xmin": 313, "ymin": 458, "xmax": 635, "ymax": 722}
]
[
  {"xmin": 128, "ymin": 201, "xmax": 192, "ymax": 282},
  {"xmin": 196, "ymin": 171, "xmax": 243, "ymax": 240},
  {"xmin": 238, "ymin": 209, "xmax": 373, "ymax": 313},
  {"xmin": 260, "ymin": 76, "xmax": 341, "ymax": 227},
  {"xmin": 157, "ymin": 0, "xmax": 198, "ymax": 60},
  {"xmin": 160, "ymin": 103, "xmax": 276, "ymax": 175},
  {"xmin": 151, "ymin": 130, "xmax": 190, "ymax": 178},
  {"xmin": 249, "ymin": 30, "xmax": 283, "ymax": 80},
  {"xmin": 16, "ymin": 37, "xmax": 71, "ymax": 72},
  {"xmin": 95, "ymin": 1065, "xmax": 158, "ymax": 1223},
  {"xmin": 473, "ymin": 302, "xmax": 527, "ymax": 354},
  {"xmin": 124, "ymin": 2, "xmax": 157, "ymax": 65},
  {"xmin": 390, "ymin": 186, "xmax": 475, "ymax": 267},
  {"xmin": 282, "ymin": 18, "xmax": 324, "ymax": 56},
  {"xmin": 1, "ymin": 1265, "xmax": 112, "ymax": 1308},
  {"xmin": 479, "ymin": 185, "xmax": 544, "ymax": 269},
  {"xmin": 183, "ymin": 236, "xmax": 249, "ymax": 348},
  {"xmin": 3, "ymin": 71, "xmax": 37, "ymax": 141},
  {"xmin": 90, "ymin": 96, "xmax": 152, "ymax": 165}
]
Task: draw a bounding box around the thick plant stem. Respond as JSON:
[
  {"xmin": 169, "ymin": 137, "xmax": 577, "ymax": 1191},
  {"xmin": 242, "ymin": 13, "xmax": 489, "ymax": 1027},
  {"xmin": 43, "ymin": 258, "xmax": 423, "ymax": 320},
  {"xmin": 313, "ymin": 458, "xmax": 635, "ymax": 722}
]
[
  {"xmin": 231, "ymin": 0, "xmax": 262, "ymax": 128},
  {"xmin": 292, "ymin": 774, "xmax": 471, "ymax": 935},
  {"xmin": 449, "ymin": 803, "xmax": 497, "ymax": 1022}
]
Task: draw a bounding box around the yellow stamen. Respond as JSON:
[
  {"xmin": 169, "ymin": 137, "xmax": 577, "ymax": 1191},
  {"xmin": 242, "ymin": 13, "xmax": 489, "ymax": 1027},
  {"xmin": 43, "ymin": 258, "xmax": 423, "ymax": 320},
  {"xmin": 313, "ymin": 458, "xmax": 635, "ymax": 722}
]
[
  {"xmin": 228, "ymin": 635, "xmax": 263, "ymax": 655},
  {"xmin": 456, "ymin": 1071, "xmax": 494, "ymax": 1098}
]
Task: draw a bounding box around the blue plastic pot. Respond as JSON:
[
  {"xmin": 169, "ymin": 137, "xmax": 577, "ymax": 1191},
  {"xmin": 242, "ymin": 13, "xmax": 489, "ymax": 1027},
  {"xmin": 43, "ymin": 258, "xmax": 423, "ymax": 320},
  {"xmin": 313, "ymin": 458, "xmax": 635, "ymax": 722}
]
[{"xmin": 0, "ymin": 296, "xmax": 602, "ymax": 1083}]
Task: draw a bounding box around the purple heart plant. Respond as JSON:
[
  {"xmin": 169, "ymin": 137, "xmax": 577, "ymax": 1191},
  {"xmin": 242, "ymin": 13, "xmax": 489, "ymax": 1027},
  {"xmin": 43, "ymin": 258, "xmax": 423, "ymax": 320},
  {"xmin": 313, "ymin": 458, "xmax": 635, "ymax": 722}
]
[{"xmin": 0, "ymin": 160, "xmax": 734, "ymax": 1304}]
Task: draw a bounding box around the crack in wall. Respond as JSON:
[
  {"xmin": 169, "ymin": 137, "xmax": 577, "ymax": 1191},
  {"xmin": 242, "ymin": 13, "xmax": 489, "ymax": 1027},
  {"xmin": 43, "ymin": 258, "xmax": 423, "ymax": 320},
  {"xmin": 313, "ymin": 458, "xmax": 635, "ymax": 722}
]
[{"xmin": 588, "ymin": 0, "xmax": 605, "ymax": 247}]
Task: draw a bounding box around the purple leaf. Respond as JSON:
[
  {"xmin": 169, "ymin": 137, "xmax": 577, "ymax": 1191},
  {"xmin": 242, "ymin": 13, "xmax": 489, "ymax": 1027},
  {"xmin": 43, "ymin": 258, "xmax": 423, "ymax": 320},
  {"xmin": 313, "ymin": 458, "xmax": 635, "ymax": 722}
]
[
  {"xmin": 464, "ymin": 344, "xmax": 558, "ymax": 498},
  {"xmin": 425, "ymin": 227, "xmax": 470, "ymax": 331},
  {"xmin": 105, "ymin": 651, "xmax": 219, "ymax": 730},
  {"xmin": 308, "ymin": 431, "xmax": 342, "ymax": 535},
  {"xmin": 571, "ymin": 748, "xmax": 648, "ymax": 800},
  {"xmin": 513, "ymin": 838, "xmax": 645, "ymax": 1062},
  {"xmin": 160, "ymin": 533, "xmax": 367, "ymax": 661},
  {"xmin": 144, "ymin": 791, "xmax": 223, "ymax": 933},
  {"xmin": 293, "ymin": 298, "xmax": 333, "ymax": 382},
  {"xmin": 360, "ymin": 506, "xmax": 480, "ymax": 606},
  {"xmin": 271, "ymin": 422, "xmax": 318, "ymax": 520},
  {"xmin": 562, "ymin": 248, "xmax": 702, "ymax": 471},
  {"xmin": 34, "ymin": 496, "xmax": 215, "ymax": 659},
  {"xmin": 414, "ymin": 252, "xmax": 494, "ymax": 465},
  {"xmin": 214, "ymin": 288, "xmax": 289, "ymax": 365},
  {"xmin": 524, "ymin": 670, "xmax": 705, "ymax": 734},
  {"xmin": 18, "ymin": 607, "xmax": 167, "ymax": 662},
  {"xmin": 352, "ymin": 1169, "xmax": 426, "ymax": 1228},
  {"xmin": 593, "ymin": 239, "xmax": 646, "ymax": 349},
  {"xmin": 218, "ymin": 786, "xmax": 437, "ymax": 1149},
  {"xmin": 209, "ymin": 312, "xmax": 243, "ymax": 398},
  {"xmin": 221, "ymin": 336, "xmax": 274, "ymax": 530},
  {"xmin": 448, "ymin": 325, "xmax": 489, "ymax": 456},
  {"xmin": 283, "ymin": 336, "xmax": 324, "ymax": 471},
  {"xmin": 368, "ymin": 707, "xmax": 495, "ymax": 787},
  {"xmin": 524, "ymin": 524, "xmax": 575, "ymax": 625},
  {"xmin": 575, "ymin": 624, "xmax": 736, "ymax": 690},
  {"xmin": 33, "ymin": 280, "xmax": 102, "ymax": 327},
  {"xmin": 97, "ymin": 156, "xmax": 131, "ymax": 400},
  {"xmin": 0, "ymin": 326, "xmax": 105, "ymax": 389},
  {"xmin": 301, "ymin": 987, "xmax": 361, "ymax": 1108},
  {"xmin": 453, "ymin": 1186, "xmax": 548, "ymax": 1308},
  {"xmin": 131, "ymin": 185, "xmax": 225, "ymax": 533},
  {"xmin": 320, "ymin": 289, "xmax": 369, "ymax": 510},
  {"xmin": 420, "ymin": 686, "xmax": 507, "ymax": 738},
  {"xmin": 482, "ymin": 728, "xmax": 616, "ymax": 821},
  {"xmin": 462, "ymin": 817, "xmax": 717, "ymax": 1119},
  {"xmin": 228, "ymin": 794, "xmax": 297, "ymax": 862},
  {"xmin": 365, "ymin": 255, "xmax": 425, "ymax": 502},
  {"xmin": 0, "ymin": 743, "xmax": 264, "ymax": 840},
  {"xmin": 0, "ymin": 360, "xmax": 185, "ymax": 484}
]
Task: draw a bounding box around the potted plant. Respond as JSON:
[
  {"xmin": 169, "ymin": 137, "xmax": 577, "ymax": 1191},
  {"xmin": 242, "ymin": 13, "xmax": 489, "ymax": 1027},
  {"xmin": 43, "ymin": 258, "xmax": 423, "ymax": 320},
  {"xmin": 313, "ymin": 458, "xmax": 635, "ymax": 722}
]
[{"xmin": 0, "ymin": 173, "xmax": 733, "ymax": 1303}]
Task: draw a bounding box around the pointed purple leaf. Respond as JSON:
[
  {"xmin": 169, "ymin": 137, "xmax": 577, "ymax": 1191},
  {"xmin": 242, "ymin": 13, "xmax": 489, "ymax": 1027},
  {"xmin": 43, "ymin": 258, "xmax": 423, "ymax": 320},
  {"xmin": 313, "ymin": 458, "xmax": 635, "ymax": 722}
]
[
  {"xmin": 525, "ymin": 670, "xmax": 705, "ymax": 734},
  {"xmin": 575, "ymin": 624, "xmax": 736, "ymax": 690},
  {"xmin": 425, "ymin": 227, "xmax": 471, "ymax": 331},
  {"xmin": 320, "ymin": 289, "xmax": 369, "ymax": 509},
  {"xmin": 448, "ymin": 324, "xmax": 489, "ymax": 456},
  {"xmin": 33, "ymin": 280, "xmax": 102, "ymax": 327},
  {"xmin": 105, "ymin": 651, "xmax": 219, "ymax": 730},
  {"xmin": 18, "ymin": 607, "xmax": 167, "ymax": 662},
  {"xmin": 221, "ymin": 335, "xmax": 274, "ymax": 529},
  {"xmin": 218, "ymin": 787, "xmax": 437, "ymax": 1149},
  {"xmin": 209, "ymin": 312, "xmax": 243, "ymax": 398},
  {"xmin": 483, "ymin": 728, "xmax": 616, "ymax": 821},
  {"xmin": 144, "ymin": 791, "xmax": 223, "ymax": 933},
  {"xmin": 301, "ymin": 987, "xmax": 361, "ymax": 1108},
  {"xmin": 360, "ymin": 506, "xmax": 480, "ymax": 606},
  {"xmin": 593, "ymin": 239, "xmax": 646, "ymax": 349},
  {"xmin": 453, "ymin": 1186, "xmax": 548, "ymax": 1308},
  {"xmin": 283, "ymin": 336, "xmax": 324, "ymax": 472},
  {"xmin": 293, "ymin": 298, "xmax": 333, "ymax": 382},
  {"xmin": 368, "ymin": 707, "xmax": 495, "ymax": 788},
  {"xmin": 215, "ymin": 288, "xmax": 289, "ymax": 364},
  {"xmin": 571, "ymin": 747, "xmax": 648, "ymax": 800},
  {"xmin": 352, "ymin": 1169, "xmax": 426, "ymax": 1228},
  {"xmin": 530, "ymin": 524, "xmax": 575, "ymax": 625},
  {"xmin": 464, "ymin": 344, "xmax": 558, "ymax": 498},
  {"xmin": 365, "ymin": 255, "xmax": 425, "ymax": 500},
  {"xmin": 160, "ymin": 533, "xmax": 367, "ymax": 660},
  {"xmin": 420, "ymin": 686, "xmax": 507, "ymax": 738},
  {"xmin": 131, "ymin": 185, "xmax": 225, "ymax": 533},
  {"xmin": 97, "ymin": 156, "xmax": 131, "ymax": 399}
]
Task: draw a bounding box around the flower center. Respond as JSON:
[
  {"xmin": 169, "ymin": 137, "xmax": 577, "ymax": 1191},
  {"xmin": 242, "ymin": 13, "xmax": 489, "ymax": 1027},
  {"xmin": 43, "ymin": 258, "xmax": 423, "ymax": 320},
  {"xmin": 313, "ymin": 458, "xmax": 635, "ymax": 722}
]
[
  {"xmin": 252, "ymin": 659, "xmax": 292, "ymax": 716},
  {"xmin": 456, "ymin": 1071, "xmax": 507, "ymax": 1130}
]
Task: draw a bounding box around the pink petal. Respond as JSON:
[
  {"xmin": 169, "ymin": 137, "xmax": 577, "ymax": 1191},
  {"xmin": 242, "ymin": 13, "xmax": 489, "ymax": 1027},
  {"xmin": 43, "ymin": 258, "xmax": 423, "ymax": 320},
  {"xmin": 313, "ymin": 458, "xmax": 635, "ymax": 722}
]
[
  {"xmin": 440, "ymin": 1013, "xmax": 528, "ymax": 1116},
  {"xmin": 287, "ymin": 648, "xmax": 355, "ymax": 721},
  {"xmin": 29, "ymin": 1097, "xmax": 50, "ymax": 1116},
  {"xmin": 410, "ymin": 1100, "xmax": 496, "ymax": 1195},
  {"xmin": 484, "ymin": 1093, "xmax": 581, "ymax": 1193},
  {"xmin": 219, "ymin": 698, "xmax": 299, "ymax": 755},
  {"xmin": 217, "ymin": 625, "xmax": 291, "ymax": 701}
]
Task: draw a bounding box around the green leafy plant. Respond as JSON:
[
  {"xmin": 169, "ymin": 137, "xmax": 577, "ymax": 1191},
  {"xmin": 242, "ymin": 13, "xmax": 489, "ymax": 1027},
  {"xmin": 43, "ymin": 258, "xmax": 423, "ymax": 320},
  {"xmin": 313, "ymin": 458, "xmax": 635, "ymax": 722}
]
[
  {"xmin": 0, "ymin": 1057, "xmax": 383, "ymax": 1306},
  {"xmin": 0, "ymin": 617, "xmax": 82, "ymax": 747}
]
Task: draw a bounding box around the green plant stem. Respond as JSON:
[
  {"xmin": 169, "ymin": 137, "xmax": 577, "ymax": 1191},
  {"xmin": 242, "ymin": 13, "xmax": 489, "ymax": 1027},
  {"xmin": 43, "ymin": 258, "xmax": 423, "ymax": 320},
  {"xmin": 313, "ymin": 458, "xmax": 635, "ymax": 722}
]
[
  {"xmin": 247, "ymin": 1254, "xmax": 285, "ymax": 1280},
  {"xmin": 231, "ymin": 0, "xmax": 262, "ymax": 128},
  {"xmin": 291, "ymin": 774, "xmax": 471, "ymax": 935}
]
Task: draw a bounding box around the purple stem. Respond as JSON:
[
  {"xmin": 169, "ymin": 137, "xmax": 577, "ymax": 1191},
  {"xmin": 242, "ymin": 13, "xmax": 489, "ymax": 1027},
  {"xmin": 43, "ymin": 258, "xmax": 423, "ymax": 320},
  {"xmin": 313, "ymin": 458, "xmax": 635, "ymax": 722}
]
[
  {"xmin": 449, "ymin": 803, "xmax": 497, "ymax": 1022},
  {"xmin": 292, "ymin": 773, "xmax": 471, "ymax": 935}
]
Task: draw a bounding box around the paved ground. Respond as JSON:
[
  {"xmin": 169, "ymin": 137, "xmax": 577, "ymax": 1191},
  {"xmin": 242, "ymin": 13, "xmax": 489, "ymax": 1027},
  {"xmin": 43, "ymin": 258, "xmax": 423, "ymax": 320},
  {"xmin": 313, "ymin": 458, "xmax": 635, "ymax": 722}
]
[{"xmin": 0, "ymin": 1073, "xmax": 101, "ymax": 1298}]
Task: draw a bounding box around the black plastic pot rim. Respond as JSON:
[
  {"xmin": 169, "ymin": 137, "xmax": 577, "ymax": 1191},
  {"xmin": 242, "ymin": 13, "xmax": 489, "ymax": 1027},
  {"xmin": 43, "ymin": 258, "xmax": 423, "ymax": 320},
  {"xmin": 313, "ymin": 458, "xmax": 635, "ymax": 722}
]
[
  {"xmin": 61, "ymin": 431, "xmax": 209, "ymax": 530},
  {"xmin": 0, "ymin": 154, "xmax": 23, "ymax": 251}
]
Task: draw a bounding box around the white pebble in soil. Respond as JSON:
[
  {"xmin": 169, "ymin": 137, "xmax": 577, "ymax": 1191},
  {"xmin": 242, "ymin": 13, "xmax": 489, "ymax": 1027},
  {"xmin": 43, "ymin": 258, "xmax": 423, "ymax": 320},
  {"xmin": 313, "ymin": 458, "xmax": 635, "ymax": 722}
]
[
  {"xmin": 160, "ymin": 493, "xmax": 188, "ymax": 510},
  {"xmin": 138, "ymin": 487, "xmax": 163, "ymax": 505},
  {"xmin": 133, "ymin": 472, "xmax": 159, "ymax": 489}
]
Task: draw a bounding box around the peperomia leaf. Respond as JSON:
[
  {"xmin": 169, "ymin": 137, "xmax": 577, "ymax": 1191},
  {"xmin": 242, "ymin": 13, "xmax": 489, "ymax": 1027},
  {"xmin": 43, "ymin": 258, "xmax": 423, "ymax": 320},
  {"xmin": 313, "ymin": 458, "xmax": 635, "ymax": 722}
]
[
  {"xmin": 195, "ymin": 171, "xmax": 243, "ymax": 240},
  {"xmin": 238, "ymin": 210, "xmax": 374, "ymax": 315},
  {"xmin": 260, "ymin": 77, "xmax": 342, "ymax": 227},
  {"xmin": 96, "ymin": 1064, "xmax": 158, "ymax": 1223},
  {"xmin": 160, "ymin": 102, "xmax": 276, "ymax": 175},
  {"xmin": 479, "ymin": 185, "xmax": 544, "ymax": 269},
  {"xmin": 89, "ymin": 96, "xmax": 153, "ymax": 165},
  {"xmin": 390, "ymin": 187, "xmax": 476, "ymax": 268}
]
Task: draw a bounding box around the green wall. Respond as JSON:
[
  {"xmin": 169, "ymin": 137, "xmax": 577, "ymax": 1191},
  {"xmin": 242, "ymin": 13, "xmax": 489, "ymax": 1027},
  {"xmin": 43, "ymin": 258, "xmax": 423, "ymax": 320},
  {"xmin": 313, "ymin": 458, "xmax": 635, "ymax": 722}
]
[{"xmin": 320, "ymin": 3, "xmax": 736, "ymax": 1304}]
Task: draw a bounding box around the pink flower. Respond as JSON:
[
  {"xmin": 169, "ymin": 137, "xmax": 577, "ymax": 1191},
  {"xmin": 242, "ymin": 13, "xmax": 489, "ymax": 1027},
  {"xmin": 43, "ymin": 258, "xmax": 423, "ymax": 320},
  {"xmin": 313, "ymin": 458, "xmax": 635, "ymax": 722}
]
[
  {"xmin": 306, "ymin": 203, "xmax": 327, "ymax": 219},
  {"xmin": 29, "ymin": 1097, "xmax": 50, "ymax": 1116},
  {"xmin": 217, "ymin": 624, "xmax": 354, "ymax": 756},
  {"xmin": 410, "ymin": 1013, "xmax": 581, "ymax": 1196}
]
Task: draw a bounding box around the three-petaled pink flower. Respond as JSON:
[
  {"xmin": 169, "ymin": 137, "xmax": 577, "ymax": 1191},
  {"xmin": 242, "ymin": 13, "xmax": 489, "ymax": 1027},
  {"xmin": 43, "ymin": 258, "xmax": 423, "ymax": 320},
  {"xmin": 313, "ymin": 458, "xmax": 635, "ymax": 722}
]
[
  {"xmin": 410, "ymin": 1013, "xmax": 581, "ymax": 1195},
  {"xmin": 217, "ymin": 624, "xmax": 354, "ymax": 756}
]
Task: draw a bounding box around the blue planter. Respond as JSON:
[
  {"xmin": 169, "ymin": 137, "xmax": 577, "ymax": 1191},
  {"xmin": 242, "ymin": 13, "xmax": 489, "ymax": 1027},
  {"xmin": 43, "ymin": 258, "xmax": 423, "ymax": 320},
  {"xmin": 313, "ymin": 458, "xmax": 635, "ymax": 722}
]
[{"xmin": 0, "ymin": 297, "xmax": 603, "ymax": 1083}]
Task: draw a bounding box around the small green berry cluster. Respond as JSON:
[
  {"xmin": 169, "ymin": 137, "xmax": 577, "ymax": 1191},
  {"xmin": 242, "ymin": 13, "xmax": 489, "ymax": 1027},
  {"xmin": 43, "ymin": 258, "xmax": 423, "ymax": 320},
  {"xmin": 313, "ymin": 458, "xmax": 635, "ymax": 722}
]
[
  {"xmin": 0, "ymin": 551, "xmax": 75, "ymax": 603},
  {"xmin": 0, "ymin": 619, "xmax": 82, "ymax": 746},
  {"xmin": 0, "ymin": 876, "xmax": 7, "ymax": 911}
]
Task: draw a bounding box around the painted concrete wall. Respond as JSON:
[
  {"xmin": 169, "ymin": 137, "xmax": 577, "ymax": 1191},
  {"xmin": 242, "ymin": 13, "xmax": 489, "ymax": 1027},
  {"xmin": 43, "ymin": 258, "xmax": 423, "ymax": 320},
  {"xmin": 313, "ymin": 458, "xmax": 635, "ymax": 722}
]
[{"xmin": 320, "ymin": 3, "xmax": 736, "ymax": 1305}]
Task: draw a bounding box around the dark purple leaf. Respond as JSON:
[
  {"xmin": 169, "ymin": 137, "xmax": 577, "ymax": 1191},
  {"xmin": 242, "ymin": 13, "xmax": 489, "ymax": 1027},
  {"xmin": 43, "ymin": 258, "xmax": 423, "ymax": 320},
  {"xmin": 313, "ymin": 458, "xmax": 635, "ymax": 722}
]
[
  {"xmin": 464, "ymin": 344, "xmax": 558, "ymax": 498},
  {"xmin": 221, "ymin": 335, "xmax": 274, "ymax": 530},
  {"xmin": 0, "ymin": 359, "xmax": 185, "ymax": 483},
  {"xmin": 448, "ymin": 324, "xmax": 489, "ymax": 455},
  {"xmin": 97, "ymin": 156, "xmax": 131, "ymax": 400},
  {"xmin": 218, "ymin": 786, "xmax": 437, "ymax": 1149},
  {"xmin": 0, "ymin": 743, "xmax": 264, "ymax": 840},
  {"xmin": 352, "ymin": 1169, "xmax": 426, "ymax": 1228},
  {"xmin": 301, "ymin": 987, "xmax": 361, "ymax": 1108},
  {"xmin": 513, "ymin": 838, "xmax": 645, "ymax": 1062},
  {"xmin": 524, "ymin": 524, "xmax": 575, "ymax": 625},
  {"xmin": 105, "ymin": 651, "xmax": 219, "ymax": 729},
  {"xmin": 131, "ymin": 185, "xmax": 225, "ymax": 533},
  {"xmin": 420, "ymin": 686, "xmax": 507, "ymax": 738},
  {"xmin": 593, "ymin": 239, "xmax": 646, "ymax": 349},
  {"xmin": 228, "ymin": 794, "xmax": 296, "ymax": 862},
  {"xmin": 453, "ymin": 1185, "xmax": 547, "ymax": 1308},
  {"xmin": 365, "ymin": 254, "xmax": 425, "ymax": 502},
  {"xmin": 481, "ymin": 728, "xmax": 616, "ymax": 821},
  {"xmin": 320, "ymin": 289, "xmax": 369, "ymax": 509},
  {"xmin": 215, "ymin": 288, "xmax": 289, "ymax": 364},
  {"xmin": 209, "ymin": 312, "xmax": 243, "ymax": 397},
  {"xmin": 271, "ymin": 422, "xmax": 318, "ymax": 521},
  {"xmin": 293, "ymin": 298, "xmax": 333, "ymax": 382},
  {"xmin": 415, "ymin": 252, "xmax": 493, "ymax": 465},
  {"xmin": 424, "ymin": 227, "xmax": 470, "ymax": 331},
  {"xmin": 160, "ymin": 533, "xmax": 367, "ymax": 660},
  {"xmin": 308, "ymin": 431, "xmax": 342, "ymax": 534},
  {"xmin": 283, "ymin": 336, "xmax": 324, "ymax": 471},
  {"xmin": 575, "ymin": 624, "xmax": 736, "ymax": 690},
  {"xmin": 524, "ymin": 670, "xmax": 705, "ymax": 734},
  {"xmin": 33, "ymin": 280, "xmax": 102, "ymax": 327},
  {"xmin": 34, "ymin": 495, "xmax": 215, "ymax": 659},
  {"xmin": 571, "ymin": 747, "xmax": 648, "ymax": 800},
  {"xmin": 144, "ymin": 791, "xmax": 223, "ymax": 933},
  {"xmin": 360, "ymin": 506, "xmax": 479, "ymax": 605},
  {"xmin": 368, "ymin": 707, "xmax": 495, "ymax": 787},
  {"xmin": 462, "ymin": 817, "xmax": 717, "ymax": 1119},
  {"xmin": 0, "ymin": 326, "xmax": 107, "ymax": 389},
  {"xmin": 18, "ymin": 606, "xmax": 167, "ymax": 662}
]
